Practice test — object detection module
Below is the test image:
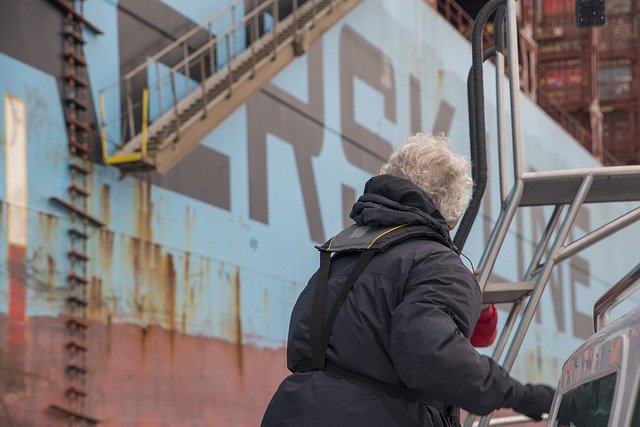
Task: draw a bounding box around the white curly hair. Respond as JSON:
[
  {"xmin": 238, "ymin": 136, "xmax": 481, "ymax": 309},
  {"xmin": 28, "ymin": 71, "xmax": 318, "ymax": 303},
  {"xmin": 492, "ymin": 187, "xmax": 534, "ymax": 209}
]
[{"xmin": 380, "ymin": 133, "xmax": 473, "ymax": 225}]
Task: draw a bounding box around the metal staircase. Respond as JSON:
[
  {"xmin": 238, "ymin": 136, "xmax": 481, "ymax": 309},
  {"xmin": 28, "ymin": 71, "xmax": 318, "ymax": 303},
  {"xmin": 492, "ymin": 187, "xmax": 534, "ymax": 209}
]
[
  {"xmin": 456, "ymin": 0, "xmax": 640, "ymax": 426},
  {"xmin": 99, "ymin": 0, "xmax": 361, "ymax": 174}
]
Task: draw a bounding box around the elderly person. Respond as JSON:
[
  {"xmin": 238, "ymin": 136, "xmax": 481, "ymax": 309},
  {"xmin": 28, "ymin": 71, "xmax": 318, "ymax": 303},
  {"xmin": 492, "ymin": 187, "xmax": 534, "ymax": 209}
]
[{"xmin": 261, "ymin": 134, "xmax": 554, "ymax": 426}]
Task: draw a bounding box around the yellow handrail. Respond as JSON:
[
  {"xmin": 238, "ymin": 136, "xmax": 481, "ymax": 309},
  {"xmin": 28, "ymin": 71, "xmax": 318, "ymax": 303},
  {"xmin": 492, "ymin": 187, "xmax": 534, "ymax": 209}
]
[
  {"xmin": 140, "ymin": 88, "xmax": 148, "ymax": 156},
  {"xmin": 101, "ymin": 88, "xmax": 149, "ymax": 165}
]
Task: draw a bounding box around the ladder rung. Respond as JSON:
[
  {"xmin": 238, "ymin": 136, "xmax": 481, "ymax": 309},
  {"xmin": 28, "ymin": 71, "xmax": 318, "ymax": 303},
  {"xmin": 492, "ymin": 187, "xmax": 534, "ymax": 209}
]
[
  {"xmin": 67, "ymin": 364, "xmax": 88, "ymax": 375},
  {"xmin": 48, "ymin": 404, "xmax": 101, "ymax": 424},
  {"xmin": 67, "ymin": 317, "xmax": 88, "ymax": 330},
  {"xmin": 68, "ymin": 250, "xmax": 89, "ymax": 262},
  {"xmin": 65, "ymin": 96, "xmax": 89, "ymax": 111},
  {"xmin": 68, "ymin": 273, "xmax": 88, "ymax": 286},
  {"xmin": 65, "ymin": 50, "xmax": 87, "ymax": 66},
  {"xmin": 68, "ymin": 139, "xmax": 90, "ymax": 156},
  {"xmin": 65, "ymin": 72, "xmax": 88, "ymax": 88},
  {"xmin": 66, "ymin": 117, "xmax": 92, "ymax": 134},
  {"xmin": 68, "ymin": 184, "xmax": 89, "ymax": 198},
  {"xmin": 68, "ymin": 228, "xmax": 88, "ymax": 240},
  {"xmin": 65, "ymin": 386, "xmax": 87, "ymax": 398},
  {"xmin": 482, "ymin": 281, "xmax": 535, "ymax": 304},
  {"xmin": 67, "ymin": 296, "xmax": 88, "ymax": 307},
  {"xmin": 64, "ymin": 28, "xmax": 86, "ymax": 44},
  {"xmin": 69, "ymin": 161, "xmax": 89, "ymax": 175},
  {"xmin": 65, "ymin": 340, "xmax": 88, "ymax": 352},
  {"xmin": 50, "ymin": 197, "xmax": 105, "ymax": 227}
]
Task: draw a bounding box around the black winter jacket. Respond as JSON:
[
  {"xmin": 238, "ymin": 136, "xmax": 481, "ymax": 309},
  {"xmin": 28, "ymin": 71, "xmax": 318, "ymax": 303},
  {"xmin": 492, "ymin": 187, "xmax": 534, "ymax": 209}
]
[{"xmin": 262, "ymin": 175, "xmax": 526, "ymax": 427}]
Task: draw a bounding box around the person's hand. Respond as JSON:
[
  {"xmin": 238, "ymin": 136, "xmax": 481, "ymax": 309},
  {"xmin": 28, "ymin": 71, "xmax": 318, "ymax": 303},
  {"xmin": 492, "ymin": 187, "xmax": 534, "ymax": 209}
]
[{"xmin": 513, "ymin": 383, "xmax": 555, "ymax": 421}]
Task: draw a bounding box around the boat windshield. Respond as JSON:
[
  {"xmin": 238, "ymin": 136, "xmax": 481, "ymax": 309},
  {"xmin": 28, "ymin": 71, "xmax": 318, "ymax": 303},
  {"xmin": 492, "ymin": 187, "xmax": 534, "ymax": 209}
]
[{"xmin": 555, "ymin": 373, "xmax": 617, "ymax": 427}]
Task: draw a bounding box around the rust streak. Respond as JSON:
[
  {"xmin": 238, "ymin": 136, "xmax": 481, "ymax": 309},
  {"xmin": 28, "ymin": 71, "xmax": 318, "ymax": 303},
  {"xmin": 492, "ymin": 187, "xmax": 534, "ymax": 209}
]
[
  {"xmin": 101, "ymin": 183, "xmax": 111, "ymax": 225},
  {"xmin": 46, "ymin": 255, "xmax": 55, "ymax": 291},
  {"xmin": 99, "ymin": 229, "xmax": 114, "ymax": 271},
  {"xmin": 88, "ymin": 277, "xmax": 103, "ymax": 318},
  {"xmin": 166, "ymin": 253, "xmax": 176, "ymax": 358},
  {"xmin": 183, "ymin": 252, "xmax": 192, "ymax": 333},
  {"xmin": 232, "ymin": 267, "xmax": 244, "ymax": 379},
  {"xmin": 134, "ymin": 180, "xmax": 153, "ymax": 241}
]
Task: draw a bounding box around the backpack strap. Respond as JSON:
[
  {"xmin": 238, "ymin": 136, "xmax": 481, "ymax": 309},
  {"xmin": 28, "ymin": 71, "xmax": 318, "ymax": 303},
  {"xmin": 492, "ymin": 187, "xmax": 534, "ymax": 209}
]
[{"xmin": 297, "ymin": 222, "xmax": 459, "ymax": 417}]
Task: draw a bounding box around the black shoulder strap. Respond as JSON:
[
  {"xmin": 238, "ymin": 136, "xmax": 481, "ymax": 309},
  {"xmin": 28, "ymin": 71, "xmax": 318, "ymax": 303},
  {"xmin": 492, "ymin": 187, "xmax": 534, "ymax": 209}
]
[
  {"xmin": 297, "ymin": 224, "xmax": 459, "ymax": 417},
  {"xmin": 309, "ymin": 249, "xmax": 376, "ymax": 369}
]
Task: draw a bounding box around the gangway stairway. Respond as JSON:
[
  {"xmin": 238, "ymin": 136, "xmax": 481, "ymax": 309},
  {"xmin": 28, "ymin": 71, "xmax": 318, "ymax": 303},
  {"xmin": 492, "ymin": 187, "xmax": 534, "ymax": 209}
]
[
  {"xmin": 99, "ymin": 0, "xmax": 361, "ymax": 174},
  {"xmin": 457, "ymin": 0, "xmax": 640, "ymax": 426}
]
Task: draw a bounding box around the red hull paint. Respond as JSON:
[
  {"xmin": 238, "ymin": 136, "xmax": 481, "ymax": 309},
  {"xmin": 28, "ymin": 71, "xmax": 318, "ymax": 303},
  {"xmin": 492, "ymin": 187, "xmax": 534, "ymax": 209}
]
[
  {"xmin": 0, "ymin": 315, "xmax": 287, "ymax": 426},
  {"xmin": 6, "ymin": 244, "xmax": 27, "ymax": 393}
]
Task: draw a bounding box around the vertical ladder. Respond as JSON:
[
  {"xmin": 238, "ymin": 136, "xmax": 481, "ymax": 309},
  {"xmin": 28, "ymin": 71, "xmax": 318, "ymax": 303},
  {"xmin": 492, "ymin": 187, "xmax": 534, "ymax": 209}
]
[
  {"xmin": 458, "ymin": 0, "xmax": 640, "ymax": 426},
  {"xmin": 47, "ymin": 0, "xmax": 103, "ymax": 424},
  {"xmin": 63, "ymin": 2, "xmax": 92, "ymax": 424}
]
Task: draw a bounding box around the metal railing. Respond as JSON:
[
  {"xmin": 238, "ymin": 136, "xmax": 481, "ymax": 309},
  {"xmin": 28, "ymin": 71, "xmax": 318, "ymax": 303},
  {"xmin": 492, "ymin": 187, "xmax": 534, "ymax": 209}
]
[
  {"xmin": 594, "ymin": 262, "xmax": 640, "ymax": 332},
  {"xmin": 100, "ymin": 89, "xmax": 148, "ymax": 165},
  {"xmin": 98, "ymin": 0, "xmax": 245, "ymax": 150},
  {"xmin": 99, "ymin": 0, "xmax": 329, "ymax": 157},
  {"xmin": 536, "ymin": 87, "xmax": 592, "ymax": 148}
]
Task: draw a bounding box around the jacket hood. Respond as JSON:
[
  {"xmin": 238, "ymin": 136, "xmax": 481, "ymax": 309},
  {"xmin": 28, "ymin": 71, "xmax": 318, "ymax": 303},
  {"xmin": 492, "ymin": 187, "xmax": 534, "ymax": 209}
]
[{"xmin": 350, "ymin": 174, "xmax": 453, "ymax": 247}]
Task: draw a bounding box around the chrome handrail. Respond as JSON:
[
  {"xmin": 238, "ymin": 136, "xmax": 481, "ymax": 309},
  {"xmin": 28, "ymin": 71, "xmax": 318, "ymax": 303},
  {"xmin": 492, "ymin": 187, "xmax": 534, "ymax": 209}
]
[{"xmin": 593, "ymin": 262, "xmax": 640, "ymax": 332}]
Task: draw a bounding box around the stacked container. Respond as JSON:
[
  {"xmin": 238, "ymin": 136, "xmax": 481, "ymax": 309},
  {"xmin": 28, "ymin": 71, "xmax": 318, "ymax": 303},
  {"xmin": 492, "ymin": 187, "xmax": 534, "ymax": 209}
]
[{"xmin": 533, "ymin": 0, "xmax": 639, "ymax": 164}]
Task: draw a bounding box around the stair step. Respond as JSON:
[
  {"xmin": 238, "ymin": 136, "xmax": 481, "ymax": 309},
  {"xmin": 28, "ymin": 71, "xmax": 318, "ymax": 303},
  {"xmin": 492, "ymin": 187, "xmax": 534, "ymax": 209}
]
[
  {"xmin": 520, "ymin": 167, "xmax": 640, "ymax": 206},
  {"xmin": 482, "ymin": 281, "xmax": 535, "ymax": 304}
]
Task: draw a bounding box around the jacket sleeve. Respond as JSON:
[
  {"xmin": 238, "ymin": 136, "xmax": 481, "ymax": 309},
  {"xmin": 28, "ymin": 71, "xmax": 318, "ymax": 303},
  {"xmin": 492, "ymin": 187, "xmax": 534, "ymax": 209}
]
[
  {"xmin": 471, "ymin": 305, "xmax": 498, "ymax": 348},
  {"xmin": 389, "ymin": 251, "xmax": 525, "ymax": 415}
]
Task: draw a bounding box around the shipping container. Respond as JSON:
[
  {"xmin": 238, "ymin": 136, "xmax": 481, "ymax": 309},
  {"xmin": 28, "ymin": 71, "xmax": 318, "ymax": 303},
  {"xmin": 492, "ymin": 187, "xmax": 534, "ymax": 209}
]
[
  {"xmin": 532, "ymin": 0, "xmax": 639, "ymax": 164},
  {"xmin": 599, "ymin": 16, "xmax": 635, "ymax": 52},
  {"xmin": 598, "ymin": 58, "xmax": 634, "ymax": 100},
  {"xmin": 606, "ymin": 0, "xmax": 633, "ymax": 15},
  {"xmin": 603, "ymin": 109, "xmax": 639, "ymax": 163},
  {"xmin": 540, "ymin": 59, "xmax": 586, "ymax": 105},
  {"xmin": 539, "ymin": 38, "xmax": 584, "ymax": 54}
]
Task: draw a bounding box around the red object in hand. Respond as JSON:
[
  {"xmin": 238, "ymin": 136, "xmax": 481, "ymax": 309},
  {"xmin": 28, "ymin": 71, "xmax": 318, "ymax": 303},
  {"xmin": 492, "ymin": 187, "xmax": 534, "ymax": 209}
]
[{"xmin": 471, "ymin": 304, "xmax": 498, "ymax": 347}]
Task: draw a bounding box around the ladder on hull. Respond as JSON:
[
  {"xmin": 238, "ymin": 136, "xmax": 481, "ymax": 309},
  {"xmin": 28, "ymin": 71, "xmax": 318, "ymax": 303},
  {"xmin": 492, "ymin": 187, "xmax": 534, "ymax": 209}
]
[{"xmin": 459, "ymin": 1, "xmax": 640, "ymax": 426}]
